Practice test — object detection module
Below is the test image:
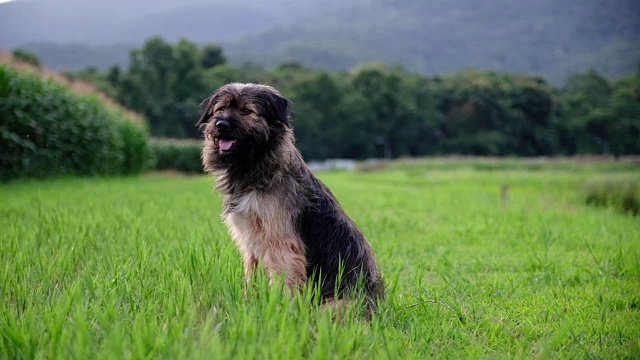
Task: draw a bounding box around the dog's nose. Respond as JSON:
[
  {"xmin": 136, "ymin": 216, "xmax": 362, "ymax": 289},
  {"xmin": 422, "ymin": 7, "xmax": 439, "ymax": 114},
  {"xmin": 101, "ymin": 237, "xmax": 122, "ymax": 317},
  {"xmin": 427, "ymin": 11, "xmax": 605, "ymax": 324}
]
[{"xmin": 215, "ymin": 119, "xmax": 230, "ymax": 132}]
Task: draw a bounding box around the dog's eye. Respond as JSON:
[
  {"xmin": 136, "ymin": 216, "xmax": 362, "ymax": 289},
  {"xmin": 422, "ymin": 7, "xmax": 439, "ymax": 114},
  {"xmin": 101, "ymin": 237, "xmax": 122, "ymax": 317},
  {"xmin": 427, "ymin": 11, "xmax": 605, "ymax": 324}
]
[
  {"xmin": 215, "ymin": 106, "xmax": 227, "ymax": 113},
  {"xmin": 239, "ymin": 108, "xmax": 253, "ymax": 115}
]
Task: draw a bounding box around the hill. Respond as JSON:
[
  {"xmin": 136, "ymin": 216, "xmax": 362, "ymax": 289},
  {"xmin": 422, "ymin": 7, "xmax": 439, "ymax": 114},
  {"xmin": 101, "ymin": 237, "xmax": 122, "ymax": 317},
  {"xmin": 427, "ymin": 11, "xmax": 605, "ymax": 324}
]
[
  {"xmin": 0, "ymin": 0, "xmax": 346, "ymax": 46},
  {"xmin": 1, "ymin": 0, "xmax": 639, "ymax": 84},
  {"xmin": 225, "ymin": 0, "xmax": 640, "ymax": 84}
]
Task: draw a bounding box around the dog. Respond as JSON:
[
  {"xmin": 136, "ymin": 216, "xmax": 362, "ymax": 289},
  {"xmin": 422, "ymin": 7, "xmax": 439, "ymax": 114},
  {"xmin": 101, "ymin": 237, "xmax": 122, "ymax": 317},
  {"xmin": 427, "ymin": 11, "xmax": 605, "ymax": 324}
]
[{"xmin": 197, "ymin": 83, "xmax": 384, "ymax": 313}]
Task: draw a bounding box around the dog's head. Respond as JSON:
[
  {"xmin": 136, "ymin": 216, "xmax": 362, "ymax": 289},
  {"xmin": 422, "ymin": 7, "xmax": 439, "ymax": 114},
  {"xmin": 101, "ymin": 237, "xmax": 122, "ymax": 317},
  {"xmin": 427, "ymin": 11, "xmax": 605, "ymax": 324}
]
[{"xmin": 197, "ymin": 83, "xmax": 292, "ymax": 171}]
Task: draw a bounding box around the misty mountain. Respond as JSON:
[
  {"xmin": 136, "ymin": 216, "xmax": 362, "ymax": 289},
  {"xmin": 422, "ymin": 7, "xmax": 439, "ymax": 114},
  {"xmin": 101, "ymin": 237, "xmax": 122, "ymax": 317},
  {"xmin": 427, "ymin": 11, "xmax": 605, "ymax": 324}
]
[
  {"xmin": 0, "ymin": 0, "xmax": 347, "ymax": 46},
  {"xmin": 2, "ymin": 0, "xmax": 639, "ymax": 84},
  {"xmin": 225, "ymin": 0, "xmax": 640, "ymax": 83}
]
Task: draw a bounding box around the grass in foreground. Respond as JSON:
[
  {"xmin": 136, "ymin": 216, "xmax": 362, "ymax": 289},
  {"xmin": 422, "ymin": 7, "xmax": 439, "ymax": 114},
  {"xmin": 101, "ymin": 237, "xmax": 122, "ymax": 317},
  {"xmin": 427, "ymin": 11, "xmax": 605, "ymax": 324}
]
[{"xmin": 1, "ymin": 166, "xmax": 639, "ymax": 358}]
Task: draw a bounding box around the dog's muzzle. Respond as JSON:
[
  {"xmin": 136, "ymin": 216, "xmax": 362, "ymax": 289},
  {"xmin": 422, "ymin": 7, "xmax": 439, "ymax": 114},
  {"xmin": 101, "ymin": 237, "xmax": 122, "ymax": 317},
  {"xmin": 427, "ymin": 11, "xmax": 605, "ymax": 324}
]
[
  {"xmin": 213, "ymin": 119, "xmax": 237, "ymax": 153},
  {"xmin": 215, "ymin": 119, "xmax": 230, "ymax": 132}
]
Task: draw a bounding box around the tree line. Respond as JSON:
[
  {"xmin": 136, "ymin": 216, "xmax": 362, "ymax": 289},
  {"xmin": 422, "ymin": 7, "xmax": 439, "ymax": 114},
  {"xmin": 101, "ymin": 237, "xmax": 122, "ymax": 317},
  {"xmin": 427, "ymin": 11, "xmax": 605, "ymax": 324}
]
[{"xmin": 65, "ymin": 37, "xmax": 640, "ymax": 159}]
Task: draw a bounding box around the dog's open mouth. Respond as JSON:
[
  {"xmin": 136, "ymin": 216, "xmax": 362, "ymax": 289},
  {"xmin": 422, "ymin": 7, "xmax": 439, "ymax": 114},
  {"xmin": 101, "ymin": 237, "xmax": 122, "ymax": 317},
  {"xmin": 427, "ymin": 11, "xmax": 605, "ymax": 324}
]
[{"xmin": 218, "ymin": 139, "xmax": 237, "ymax": 154}]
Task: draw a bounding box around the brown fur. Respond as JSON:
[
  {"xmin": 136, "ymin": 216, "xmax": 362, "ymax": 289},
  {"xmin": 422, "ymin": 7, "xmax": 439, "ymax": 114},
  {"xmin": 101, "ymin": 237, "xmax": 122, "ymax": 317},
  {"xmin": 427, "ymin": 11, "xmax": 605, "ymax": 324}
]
[{"xmin": 226, "ymin": 189, "xmax": 307, "ymax": 289}]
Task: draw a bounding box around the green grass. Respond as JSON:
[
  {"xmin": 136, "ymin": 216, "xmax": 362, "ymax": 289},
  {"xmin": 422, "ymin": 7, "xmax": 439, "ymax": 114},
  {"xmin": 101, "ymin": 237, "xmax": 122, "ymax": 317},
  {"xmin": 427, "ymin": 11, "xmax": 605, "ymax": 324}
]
[{"xmin": 1, "ymin": 166, "xmax": 639, "ymax": 359}]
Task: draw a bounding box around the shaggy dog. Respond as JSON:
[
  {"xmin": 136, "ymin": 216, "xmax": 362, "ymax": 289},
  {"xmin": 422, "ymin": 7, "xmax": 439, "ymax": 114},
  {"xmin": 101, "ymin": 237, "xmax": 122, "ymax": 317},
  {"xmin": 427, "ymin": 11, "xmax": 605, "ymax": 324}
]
[{"xmin": 197, "ymin": 83, "xmax": 383, "ymax": 312}]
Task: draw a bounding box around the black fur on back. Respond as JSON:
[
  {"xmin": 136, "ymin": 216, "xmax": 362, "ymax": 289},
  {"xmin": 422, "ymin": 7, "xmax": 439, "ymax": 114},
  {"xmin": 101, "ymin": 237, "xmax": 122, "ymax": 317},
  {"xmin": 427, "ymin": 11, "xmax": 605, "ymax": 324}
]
[{"xmin": 297, "ymin": 172, "xmax": 384, "ymax": 302}]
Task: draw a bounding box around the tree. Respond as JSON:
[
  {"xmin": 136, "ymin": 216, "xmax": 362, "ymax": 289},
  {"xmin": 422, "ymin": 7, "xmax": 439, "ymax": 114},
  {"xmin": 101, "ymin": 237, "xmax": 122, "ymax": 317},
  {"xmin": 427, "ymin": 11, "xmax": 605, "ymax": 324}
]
[
  {"xmin": 201, "ymin": 43, "xmax": 227, "ymax": 69},
  {"xmin": 607, "ymin": 67, "xmax": 640, "ymax": 155},
  {"xmin": 291, "ymin": 72, "xmax": 372, "ymax": 159},
  {"xmin": 560, "ymin": 69, "xmax": 617, "ymax": 154},
  {"xmin": 107, "ymin": 65, "xmax": 121, "ymax": 88},
  {"xmin": 68, "ymin": 38, "xmax": 638, "ymax": 157},
  {"xmin": 350, "ymin": 64, "xmax": 419, "ymax": 158},
  {"xmin": 115, "ymin": 37, "xmax": 208, "ymax": 138},
  {"xmin": 432, "ymin": 70, "xmax": 558, "ymax": 155}
]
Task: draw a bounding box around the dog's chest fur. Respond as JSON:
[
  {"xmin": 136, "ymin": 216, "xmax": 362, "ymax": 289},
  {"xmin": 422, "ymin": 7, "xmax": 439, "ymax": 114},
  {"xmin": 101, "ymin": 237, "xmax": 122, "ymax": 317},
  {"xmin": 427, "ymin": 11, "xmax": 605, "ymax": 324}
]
[{"xmin": 223, "ymin": 189, "xmax": 301, "ymax": 258}]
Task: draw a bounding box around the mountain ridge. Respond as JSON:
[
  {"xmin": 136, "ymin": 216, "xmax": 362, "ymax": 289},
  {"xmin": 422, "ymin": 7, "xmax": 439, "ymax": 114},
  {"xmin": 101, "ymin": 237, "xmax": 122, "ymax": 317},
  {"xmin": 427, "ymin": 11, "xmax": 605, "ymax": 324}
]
[{"xmin": 1, "ymin": 0, "xmax": 638, "ymax": 84}]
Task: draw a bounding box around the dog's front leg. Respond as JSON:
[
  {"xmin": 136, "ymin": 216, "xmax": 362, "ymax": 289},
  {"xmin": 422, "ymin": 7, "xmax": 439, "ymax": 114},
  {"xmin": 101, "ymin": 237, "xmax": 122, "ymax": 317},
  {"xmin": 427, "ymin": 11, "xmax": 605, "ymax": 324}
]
[
  {"xmin": 263, "ymin": 242, "xmax": 307, "ymax": 292},
  {"xmin": 243, "ymin": 253, "xmax": 258, "ymax": 299}
]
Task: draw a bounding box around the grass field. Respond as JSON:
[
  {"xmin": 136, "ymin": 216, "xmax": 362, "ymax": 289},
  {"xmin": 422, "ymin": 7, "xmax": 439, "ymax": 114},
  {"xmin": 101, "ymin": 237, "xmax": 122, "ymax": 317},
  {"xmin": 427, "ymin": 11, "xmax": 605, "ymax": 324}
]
[{"xmin": 1, "ymin": 163, "xmax": 639, "ymax": 358}]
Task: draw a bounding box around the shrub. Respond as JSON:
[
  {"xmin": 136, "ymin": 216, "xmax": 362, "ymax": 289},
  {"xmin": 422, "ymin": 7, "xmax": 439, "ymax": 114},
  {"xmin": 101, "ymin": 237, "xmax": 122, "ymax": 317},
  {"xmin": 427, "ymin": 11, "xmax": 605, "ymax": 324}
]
[
  {"xmin": 151, "ymin": 138, "xmax": 203, "ymax": 173},
  {"xmin": 583, "ymin": 179, "xmax": 639, "ymax": 216},
  {"xmin": 119, "ymin": 120, "xmax": 154, "ymax": 174},
  {"xmin": 11, "ymin": 49, "xmax": 41, "ymax": 68},
  {"xmin": 0, "ymin": 64, "xmax": 152, "ymax": 181}
]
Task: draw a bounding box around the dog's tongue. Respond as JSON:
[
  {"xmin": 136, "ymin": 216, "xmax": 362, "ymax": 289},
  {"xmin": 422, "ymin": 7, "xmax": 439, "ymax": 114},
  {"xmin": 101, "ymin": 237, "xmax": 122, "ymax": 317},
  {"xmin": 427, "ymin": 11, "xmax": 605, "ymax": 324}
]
[{"xmin": 219, "ymin": 139, "xmax": 236, "ymax": 151}]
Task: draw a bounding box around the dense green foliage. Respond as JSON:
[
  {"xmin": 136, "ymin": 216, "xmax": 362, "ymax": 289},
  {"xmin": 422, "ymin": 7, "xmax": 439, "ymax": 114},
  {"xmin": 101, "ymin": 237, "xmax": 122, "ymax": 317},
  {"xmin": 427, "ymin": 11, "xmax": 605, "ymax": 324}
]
[
  {"xmin": 0, "ymin": 65, "xmax": 152, "ymax": 181},
  {"xmin": 1, "ymin": 164, "xmax": 638, "ymax": 358},
  {"xmin": 584, "ymin": 179, "xmax": 639, "ymax": 216},
  {"xmin": 561, "ymin": 69, "xmax": 640, "ymax": 156},
  {"xmin": 151, "ymin": 138, "xmax": 203, "ymax": 173},
  {"xmin": 79, "ymin": 38, "xmax": 640, "ymax": 160}
]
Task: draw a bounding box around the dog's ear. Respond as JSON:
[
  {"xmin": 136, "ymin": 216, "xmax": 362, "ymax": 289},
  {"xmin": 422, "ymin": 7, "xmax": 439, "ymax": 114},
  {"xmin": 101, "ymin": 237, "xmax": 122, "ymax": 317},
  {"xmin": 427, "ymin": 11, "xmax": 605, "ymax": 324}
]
[
  {"xmin": 260, "ymin": 88, "xmax": 293, "ymax": 127},
  {"xmin": 272, "ymin": 92, "xmax": 293, "ymax": 127},
  {"xmin": 195, "ymin": 94, "xmax": 218, "ymax": 128}
]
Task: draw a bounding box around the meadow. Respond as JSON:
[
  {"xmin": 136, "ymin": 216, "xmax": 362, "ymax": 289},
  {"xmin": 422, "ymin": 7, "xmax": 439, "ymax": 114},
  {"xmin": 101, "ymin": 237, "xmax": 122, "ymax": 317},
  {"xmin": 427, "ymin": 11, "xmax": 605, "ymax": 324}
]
[{"xmin": 1, "ymin": 163, "xmax": 639, "ymax": 359}]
